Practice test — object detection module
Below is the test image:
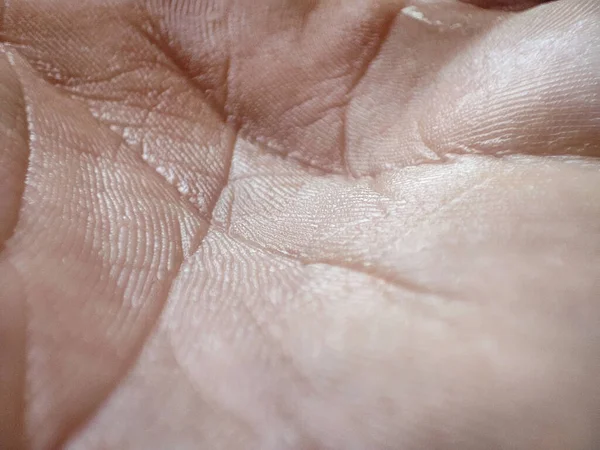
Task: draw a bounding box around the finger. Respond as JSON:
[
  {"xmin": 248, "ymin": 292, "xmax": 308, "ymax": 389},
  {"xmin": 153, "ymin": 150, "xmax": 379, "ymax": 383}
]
[
  {"xmin": 1, "ymin": 49, "xmax": 208, "ymax": 448},
  {"xmin": 459, "ymin": 0, "xmax": 556, "ymax": 11},
  {"xmin": 420, "ymin": 0, "xmax": 600, "ymax": 160},
  {"xmin": 0, "ymin": 50, "xmax": 28, "ymax": 450},
  {"xmin": 0, "ymin": 52, "xmax": 28, "ymax": 248}
]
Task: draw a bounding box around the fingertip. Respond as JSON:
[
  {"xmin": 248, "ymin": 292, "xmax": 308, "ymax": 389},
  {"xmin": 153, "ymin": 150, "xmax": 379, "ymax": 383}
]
[{"xmin": 458, "ymin": 0, "xmax": 556, "ymax": 12}]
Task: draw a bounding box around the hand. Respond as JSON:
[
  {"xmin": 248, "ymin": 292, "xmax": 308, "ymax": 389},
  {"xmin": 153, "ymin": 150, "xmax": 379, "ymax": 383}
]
[{"xmin": 1, "ymin": 0, "xmax": 599, "ymax": 448}]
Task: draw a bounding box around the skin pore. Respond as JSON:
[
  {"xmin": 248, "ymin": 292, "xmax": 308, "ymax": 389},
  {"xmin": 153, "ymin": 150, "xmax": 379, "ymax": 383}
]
[{"xmin": 0, "ymin": 0, "xmax": 599, "ymax": 448}]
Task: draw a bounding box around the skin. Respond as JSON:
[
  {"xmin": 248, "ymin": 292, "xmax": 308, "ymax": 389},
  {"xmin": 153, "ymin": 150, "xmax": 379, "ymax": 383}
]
[{"xmin": 0, "ymin": 0, "xmax": 599, "ymax": 448}]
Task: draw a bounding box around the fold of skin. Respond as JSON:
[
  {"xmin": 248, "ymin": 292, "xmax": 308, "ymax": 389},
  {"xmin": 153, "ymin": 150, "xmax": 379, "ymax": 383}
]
[{"xmin": 0, "ymin": 0, "xmax": 599, "ymax": 448}]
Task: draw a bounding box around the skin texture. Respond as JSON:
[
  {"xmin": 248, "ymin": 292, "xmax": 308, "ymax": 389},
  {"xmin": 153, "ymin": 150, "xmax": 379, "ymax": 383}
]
[{"xmin": 0, "ymin": 0, "xmax": 599, "ymax": 448}]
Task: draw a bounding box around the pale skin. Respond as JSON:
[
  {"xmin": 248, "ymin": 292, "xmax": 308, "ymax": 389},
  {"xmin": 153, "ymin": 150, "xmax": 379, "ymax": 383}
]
[{"xmin": 0, "ymin": 0, "xmax": 599, "ymax": 448}]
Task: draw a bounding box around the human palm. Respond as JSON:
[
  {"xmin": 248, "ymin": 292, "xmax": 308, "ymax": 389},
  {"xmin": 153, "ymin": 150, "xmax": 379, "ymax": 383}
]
[{"xmin": 1, "ymin": 0, "xmax": 599, "ymax": 448}]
